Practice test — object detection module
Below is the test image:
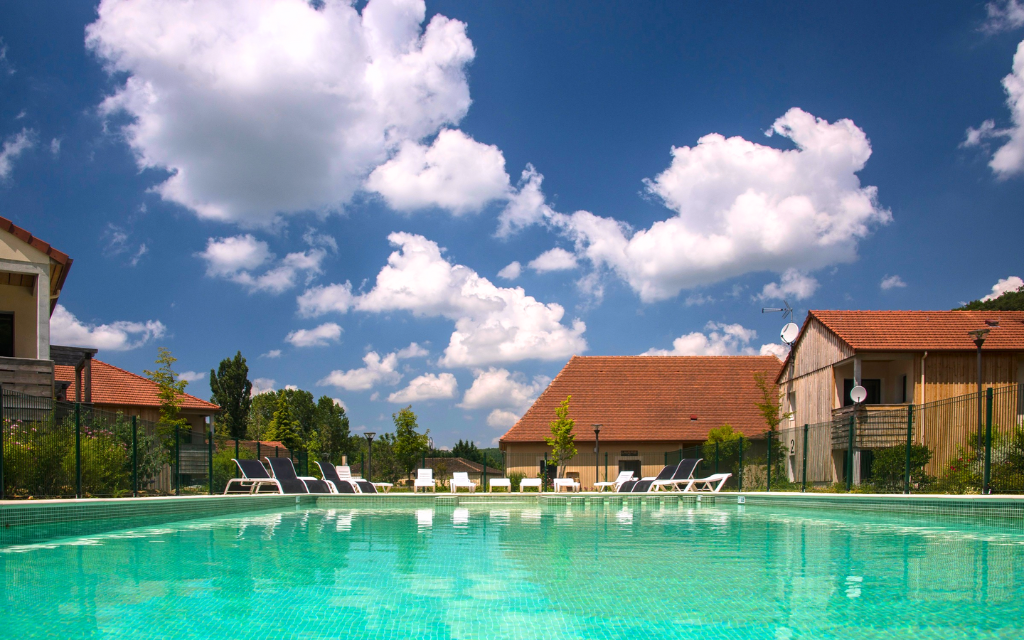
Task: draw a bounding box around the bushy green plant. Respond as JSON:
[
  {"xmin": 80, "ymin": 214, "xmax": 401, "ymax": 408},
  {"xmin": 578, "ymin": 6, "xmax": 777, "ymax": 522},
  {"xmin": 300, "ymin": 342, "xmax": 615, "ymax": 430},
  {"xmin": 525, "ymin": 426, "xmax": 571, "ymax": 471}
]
[
  {"xmin": 869, "ymin": 444, "xmax": 934, "ymax": 493},
  {"xmin": 935, "ymin": 446, "xmax": 982, "ymax": 494},
  {"xmin": 508, "ymin": 472, "xmax": 525, "ymax": 492}
]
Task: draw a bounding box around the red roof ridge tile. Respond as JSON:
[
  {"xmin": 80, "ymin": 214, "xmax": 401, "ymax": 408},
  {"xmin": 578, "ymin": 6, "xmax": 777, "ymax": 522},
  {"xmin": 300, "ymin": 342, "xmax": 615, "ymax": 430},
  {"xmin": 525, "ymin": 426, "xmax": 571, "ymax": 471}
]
[{"xmin": 54, "ymin": 359, "xmax": 219, "ymax": 411}]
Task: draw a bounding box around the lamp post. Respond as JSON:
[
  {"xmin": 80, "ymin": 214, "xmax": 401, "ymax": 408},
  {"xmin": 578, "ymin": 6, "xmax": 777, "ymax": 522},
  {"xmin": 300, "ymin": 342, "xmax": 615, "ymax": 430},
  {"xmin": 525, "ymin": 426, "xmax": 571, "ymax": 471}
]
[
  {"xmin": 969, "ymin": 329, "xmax": 990, "ymax": 452},
  {"xmin": 592, "ymin": 424, "xmax": 602, "ymax": 488},
  {"xmin": 365, "ymin": 432, "xmax": 376, "ymax": 483}
]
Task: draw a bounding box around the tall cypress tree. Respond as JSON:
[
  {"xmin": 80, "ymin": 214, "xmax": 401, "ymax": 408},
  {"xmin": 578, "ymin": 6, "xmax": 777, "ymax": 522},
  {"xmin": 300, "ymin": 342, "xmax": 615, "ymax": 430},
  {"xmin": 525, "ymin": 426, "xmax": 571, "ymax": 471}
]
[
  {"xmin": 268, "ymin": 393, "xmax": 302, "ymax": 452},
  {"xmin": 209, "ymin": 351, "xmax": 253, "ymax": 439}
]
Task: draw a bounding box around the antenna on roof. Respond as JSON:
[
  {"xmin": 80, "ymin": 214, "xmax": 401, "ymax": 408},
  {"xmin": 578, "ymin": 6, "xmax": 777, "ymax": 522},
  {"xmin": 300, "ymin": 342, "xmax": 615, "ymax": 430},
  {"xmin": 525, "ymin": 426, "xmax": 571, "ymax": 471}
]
[
  {"xmin": 761, "ymin": 300, "xmax": 794, "ymax": 322},
  {"xmin": 762, "ymin": 300, "xmax": 799, "ymax": 345}
]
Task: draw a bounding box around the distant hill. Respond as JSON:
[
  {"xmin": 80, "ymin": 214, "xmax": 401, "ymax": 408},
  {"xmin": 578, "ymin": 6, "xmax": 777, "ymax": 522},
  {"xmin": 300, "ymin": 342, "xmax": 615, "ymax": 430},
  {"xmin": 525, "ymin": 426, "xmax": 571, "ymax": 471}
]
[{"xmin": 958, "ymin": 285, "xmax": 1024, "ymax": 311}]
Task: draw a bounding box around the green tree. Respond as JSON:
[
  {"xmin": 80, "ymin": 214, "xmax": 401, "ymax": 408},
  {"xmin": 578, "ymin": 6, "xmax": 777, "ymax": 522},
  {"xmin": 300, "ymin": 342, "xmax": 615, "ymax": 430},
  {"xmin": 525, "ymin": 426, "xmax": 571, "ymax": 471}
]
[
  {"xmin": 309, "ymin": 396, "xmax": 353, "ymax": 464},
  {"xmin": 958, "ymin": 284, "xmax": 1024, "ymax": 310},
  {"xmin": 545, "ymin": 395, "xmax": 577, "ymax": 478},
  {"xmin": 267, "ymin": 393, "xmax": 302, "ymax": 452},
  {"xmin": 392, "ymin": 406, "xmax": 429, "ymax": 477},
  {"xmin": 248, "ymin": 391, "xmax": 278, "ymax": 441},
  {"xmin": 144, "ymin": 347, "xmax": 190, "ymax": 454},
  {"xmin": 451, "ymin": 439, "xmax": 481, "ymax": 463},
  {"xmin": 209, "ymin": 351, "xmax": 252, "ymax": 439},
  {"xmin": 280, "ymin": 388, "xmax": 317, "ymax": 445}
]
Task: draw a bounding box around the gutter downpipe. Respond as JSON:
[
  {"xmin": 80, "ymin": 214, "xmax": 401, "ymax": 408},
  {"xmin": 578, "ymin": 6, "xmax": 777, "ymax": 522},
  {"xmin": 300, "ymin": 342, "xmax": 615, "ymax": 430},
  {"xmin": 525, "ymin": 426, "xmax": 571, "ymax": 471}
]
[{"xmin": 920, "ymin": 351, "xmax": 928, "ymax": 445}]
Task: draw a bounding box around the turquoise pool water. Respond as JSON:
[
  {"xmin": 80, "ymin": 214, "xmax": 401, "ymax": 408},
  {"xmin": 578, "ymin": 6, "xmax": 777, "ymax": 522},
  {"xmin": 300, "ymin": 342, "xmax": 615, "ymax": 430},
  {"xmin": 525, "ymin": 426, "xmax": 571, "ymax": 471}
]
[{"xmin": 2, "ymin": 502, "xmax": 1023, "ymax": 639}]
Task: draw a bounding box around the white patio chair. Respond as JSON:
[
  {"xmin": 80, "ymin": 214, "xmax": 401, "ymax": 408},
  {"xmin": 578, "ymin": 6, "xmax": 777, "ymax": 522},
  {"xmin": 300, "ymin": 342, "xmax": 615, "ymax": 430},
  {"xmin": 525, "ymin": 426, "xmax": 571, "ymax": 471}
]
[
  {"xmin": 450, "ymin": 472, "xmax": 477, "ymax": 493},
  {"xmin": 593, "ymin": 470, "xmax": 634, "ymax": 492},
  {"xmin": 681, "ymin": 473, "xmax": 732, "ymax": 493},
  {"xmin": 489, "ymin": 478, "xmax": 512, "ymax": 492},
  {"xmin": 519, "ymin": 477, "xmax": 542, "ymax": 492},
  {"xmin": 414, "ymin": 468, "xmax": 436, "ymax": 493}
]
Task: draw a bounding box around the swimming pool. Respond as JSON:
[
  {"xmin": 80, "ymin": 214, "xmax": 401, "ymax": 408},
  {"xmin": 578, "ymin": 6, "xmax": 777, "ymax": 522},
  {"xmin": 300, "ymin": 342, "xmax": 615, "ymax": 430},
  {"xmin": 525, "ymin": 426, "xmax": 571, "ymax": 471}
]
[{"xmin": 2, "ymin": 501, "xmax": 1023, "ymax": 639}]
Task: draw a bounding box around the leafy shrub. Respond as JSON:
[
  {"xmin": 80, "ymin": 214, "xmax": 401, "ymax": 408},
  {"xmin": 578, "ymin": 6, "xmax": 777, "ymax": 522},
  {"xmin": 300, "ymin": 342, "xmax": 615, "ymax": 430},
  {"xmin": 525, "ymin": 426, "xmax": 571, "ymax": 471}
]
[
  {"xmin": 869, "ymin": 444, "xmax": 934, "ymax": 493},
  {"xmin": 508, "ymin": 472, "xmax": 525, "ymax": 492}
]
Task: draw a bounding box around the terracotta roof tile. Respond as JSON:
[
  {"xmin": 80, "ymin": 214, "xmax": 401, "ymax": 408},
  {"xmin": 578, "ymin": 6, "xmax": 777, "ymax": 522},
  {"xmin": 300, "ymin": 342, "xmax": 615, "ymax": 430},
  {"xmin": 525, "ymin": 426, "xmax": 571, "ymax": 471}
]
[
  {"xmin": 54, "ymin": 360, "xmax": 220, "ymax": 411},
  {"xmin": 0, "ymin": 216, "xmax": 73, "ymax": 300},
  {"xmin": 809, "ymin": 310, "xmax": 1024, "ymax": 351},
  {"xmin": 500, "ymin": 355, "xmax": 782, "ymax": 444}
]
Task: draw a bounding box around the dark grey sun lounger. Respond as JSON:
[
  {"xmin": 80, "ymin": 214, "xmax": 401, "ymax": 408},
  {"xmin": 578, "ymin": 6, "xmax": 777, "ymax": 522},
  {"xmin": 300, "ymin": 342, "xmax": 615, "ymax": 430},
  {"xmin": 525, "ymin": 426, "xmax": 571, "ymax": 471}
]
[
  {"xmin": 316, "ymin": 461, "xmax": 356, "ymax": 493},
  {"xmin": 265, "ymin": 457, "xmax": 332, "ymax": 494},
  {"xmin": 652, "ymin": 458, "xmax": 703, "ymax": 491},
  {"xmin": 628, "ymin": 462, "xmax": 681, "ymax": 493},
  {"xmin": 617, "ymin": 479, "xmax": 639, "ymax": 492},
  {"xmin": 224, "ymin": 458, "xmax": 281, "ymax": 494}
]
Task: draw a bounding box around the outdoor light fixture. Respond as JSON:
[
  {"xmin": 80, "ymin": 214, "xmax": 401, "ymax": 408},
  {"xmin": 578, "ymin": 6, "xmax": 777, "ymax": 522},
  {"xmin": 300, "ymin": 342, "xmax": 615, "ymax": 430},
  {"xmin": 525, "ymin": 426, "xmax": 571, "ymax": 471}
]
[
  {"xmin": 365, "ymin": 432, "xmax": 376, "ymax": 483},
  {"xmin": 969, "ymin": 328, "xmax": 991, "ymax": 457},
  {"xmin": 593, "ymin": 424, "xmax": 602, "ymax": 486}
]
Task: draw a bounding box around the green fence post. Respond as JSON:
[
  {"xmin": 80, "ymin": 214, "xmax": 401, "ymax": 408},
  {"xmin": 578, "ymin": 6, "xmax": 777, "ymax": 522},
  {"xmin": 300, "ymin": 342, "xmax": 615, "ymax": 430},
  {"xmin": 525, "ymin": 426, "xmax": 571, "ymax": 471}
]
[
  {"xmin": 75, "ymin": 402, "xmax": 82, "ymax": 499},
  {"xmin": 664, "ymin": 451, "xmax": 667, "ymax": 466},
  {"xmin": 903, "ymin": 406, "xmax": 914, "ymax": 495},
  {"xmin": 738, "ymin": 436, "xmax": 744, "ymax": 492},
  {"xmin": 257, "ymin": 440, "xmax": 261, "ymax": 461},
  {"xmin": 132, "ymin": 416, "xmax": 138, "ymax": 497},
  {"xmin": 275, "ymin": 446, "xmax": 279, "ymax": 458},
  {"xmin": 360, "ymin": 452, "xmax": 364, "ymax": 478},
  {"xmin": 543, "ymin": 452, "xmax": 548, "ymax": 492},
  {"xmin": 174, "ymin": 424, "xmax": 180, "ymax": 496},
  {"xmin": 715, "ymin": 442, "xmax": 720, "ymax": 475},
  {"xmin": 235, "ymin": 438, "xmax": 239, "ymax": 461},
  {"xmin": 604, "ymin": 451, "xmax": 608, "ymax": 482},
  {"xmin": 422, "ymin": 451, "xmax": 426, "ymax": 470},
  {"xmin": 984, "ymin": 388, "xmax": 993, "ymax": 495},
  {"xmin": 483, "ymin": 454, "xmax": 488, "ymax": 492},
  {"xmin": 766, "ymin": 431, "xmax": 773, "ymax": 492},
  {"xmin": 1, "ymin": 386, "xmax": 5, "ymax": 501},
  {"xmin": 208, "ymin": 429, "xmax": 214, "ymax": 495},
  {"xmin": 801, "ymin": 424, "xmax": 808, "ymax": 493},
  {"xmin": 846, "ymin": 415, "xmax": 855, "ymax": 492}
]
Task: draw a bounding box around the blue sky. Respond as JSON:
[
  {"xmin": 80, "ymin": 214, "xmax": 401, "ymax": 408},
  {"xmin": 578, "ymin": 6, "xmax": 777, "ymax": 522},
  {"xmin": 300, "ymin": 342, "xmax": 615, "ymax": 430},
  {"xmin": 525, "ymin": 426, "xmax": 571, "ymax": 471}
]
[{"xmin": 2, "ymin": 0, "xmax": 1024, "ymax": 446}]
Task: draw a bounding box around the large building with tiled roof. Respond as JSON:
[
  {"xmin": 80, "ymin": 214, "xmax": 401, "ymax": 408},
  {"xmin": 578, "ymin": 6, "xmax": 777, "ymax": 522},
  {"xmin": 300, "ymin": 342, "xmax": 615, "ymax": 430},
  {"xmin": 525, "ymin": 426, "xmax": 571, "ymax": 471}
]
[
  {"xmin": 55, "ymin": 359, "xmax": 219, "ymax": 433},
  {"xmin": 778, "ymin": 310, "xmax": 1024, "ymax": 425},
  {"xmin": 500, "ymin": 355, "xmax": 782, "ymax": 488}
]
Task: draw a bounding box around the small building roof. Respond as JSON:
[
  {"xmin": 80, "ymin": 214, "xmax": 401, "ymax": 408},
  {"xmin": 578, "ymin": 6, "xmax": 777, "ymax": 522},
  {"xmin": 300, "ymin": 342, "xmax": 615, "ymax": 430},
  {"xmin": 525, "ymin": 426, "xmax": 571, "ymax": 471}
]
[
  {"xmin": 423, "ymin": 457, "xmax": 503, "ymax": 476},
  {"xmin": 500, "ymin": 355, "xmax": 782, "ymax": 444},
  {"xmin": 804, "ymin": 310, "xmax": 1024, "ymax": 352},
  {"xmin": 0, "ymin": 215, "xmax": 73, "ymax": 311},
  {"xmin": 54, "ymin": 359, "xmax": 220, "ymax": 412}
]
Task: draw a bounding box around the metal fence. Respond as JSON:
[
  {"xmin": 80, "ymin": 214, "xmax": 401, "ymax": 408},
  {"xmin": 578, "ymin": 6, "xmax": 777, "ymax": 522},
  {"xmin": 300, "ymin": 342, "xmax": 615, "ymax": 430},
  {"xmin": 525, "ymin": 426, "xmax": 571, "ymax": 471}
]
[{"xmin": 1, "ymin": 388, "xmax": 307, "ymax": 499}]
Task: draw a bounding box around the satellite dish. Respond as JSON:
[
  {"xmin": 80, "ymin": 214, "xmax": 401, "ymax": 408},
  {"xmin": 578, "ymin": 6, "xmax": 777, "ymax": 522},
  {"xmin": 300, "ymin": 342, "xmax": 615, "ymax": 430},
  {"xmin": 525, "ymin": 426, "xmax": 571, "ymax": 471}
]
[
  {"xmin": 850, "ymin": 385, "xmax": 868, "ymax": 404},
  {"xmin": 780, "ymin": 323, "xmax": 799, "ymax": 345}
]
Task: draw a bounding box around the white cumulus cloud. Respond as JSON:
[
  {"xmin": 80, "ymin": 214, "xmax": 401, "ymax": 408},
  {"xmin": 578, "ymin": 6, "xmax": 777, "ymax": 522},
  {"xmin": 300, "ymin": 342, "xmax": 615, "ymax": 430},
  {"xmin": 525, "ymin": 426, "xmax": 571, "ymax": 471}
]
[
  {"xmin": 198, "ymin": 234, "xmax": 328, "ymax": 294},
  {"xmin": 260, "ymin": 349, "xmax": 282, "ymax": 359},
  {"xmin": 759, "ymin": 268, "xmax": 819, "ymax": 301},
  {"xmin": 50, "ymin": 304, "xmax": 166, "ymax": 351},
  {"xmin": 0, "ymin": 128, "xmax": 35, "ymax": 181},
  {"xmin": 251, "ymin": 378, "xmax": 276, "ymax": 395},
  {"xmin": 458, "ymin": 367, "xmax": 550, "ymax": 411},
  {"xmin": 497, "ymin": 261, "xmax": 522, "ymax": 280},
  {"xmin": 486, "ymin": 409, "xmax": 519, "ymax": 429},
  {"xmin": 387, "ymin": 372, "xmax": 458, "ymax": 403},
  {"xmin": 285, "ymin": 322, "xmax": 342, "ymax": 347},
  {"xmin": 982, "ymin": 275, "xmax": 1024, "ymax": 301},
  {"xmin": 982, "ymin": 1, "xmax": 1024, "ymax": 34},
  {"xmin": 397, "ymin": 342, "xmax": 429, "ymax": 358},
  {"xmin": 87, "ymin": 0, "xmax": 475, "ymax": 224},
  {"xmin": 964, "ymin": 40, "xmax": 1024, "ymax": 177},
  {"xmin": 505, "ymin": 109, "xmax": 890, "ymax": 303},
  {"xmin": 365, "ymin": 128, "xmax": 509, "ymax": 214},
  {"xmin": 643, "ymin": 321, "xmax": 783, "ymax": 357},
  {"xmin": 528, "ymin": 247, "xmax": 577, "ymax": 273},
  {"xmin": 318, "ymin": 351, "xmax": 401, "ymax": 391},
  {"xmin": 179, "ymin": 370, "xmax": 206, "ymax": 384},
  {"xmin": 880, "ymin": 274, "xmax": 907, "ymax": 291},
  {"xmin": 300, "ymin": 232, "xmax": 587, "ymax": 367}
]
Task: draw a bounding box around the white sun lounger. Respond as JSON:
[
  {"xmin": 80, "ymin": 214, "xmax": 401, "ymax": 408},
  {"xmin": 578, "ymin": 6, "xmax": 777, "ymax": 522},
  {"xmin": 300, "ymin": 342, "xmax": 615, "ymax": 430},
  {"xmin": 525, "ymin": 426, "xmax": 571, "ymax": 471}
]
[
  {"xmin": 681, "ymin": 473, "xmax": 732, "ymax": 493},
  {"xmin": 414, "ymin": 468, "xmax": 436, "ymax": 492},
  {"xmin": 450, "ymin": 472, "xmax": 476, "ymax": 493},
  {"xmin": 594, "ymin": 470, "xmax": 635, "ymax": 492},
  {"xmin": 336, "ymin": 465, "xmax": 378, "ymax": 494},
  {"xmin": 519, "ymin": 477, "xmax": 542, "ymax": 492}
]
